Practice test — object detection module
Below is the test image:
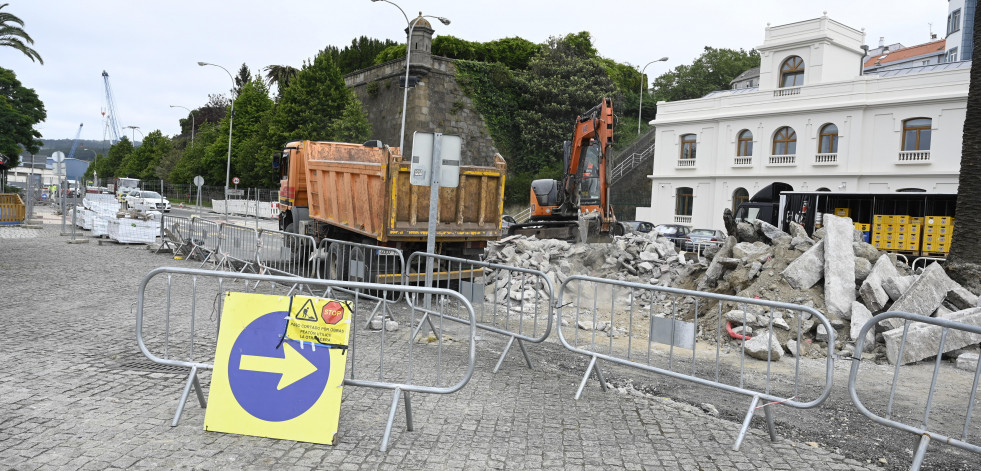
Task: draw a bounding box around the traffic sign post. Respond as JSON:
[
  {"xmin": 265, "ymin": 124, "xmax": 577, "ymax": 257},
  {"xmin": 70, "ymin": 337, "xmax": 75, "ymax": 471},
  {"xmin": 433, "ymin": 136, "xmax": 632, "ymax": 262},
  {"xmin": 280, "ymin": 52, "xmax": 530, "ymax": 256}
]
[
  {"xmin": 204, "ymin": 292, "xmax": 352, "ymax": 444},
  {"xmin": 193, "ymin": 175, "xmax": 204, "ymax": 215}
]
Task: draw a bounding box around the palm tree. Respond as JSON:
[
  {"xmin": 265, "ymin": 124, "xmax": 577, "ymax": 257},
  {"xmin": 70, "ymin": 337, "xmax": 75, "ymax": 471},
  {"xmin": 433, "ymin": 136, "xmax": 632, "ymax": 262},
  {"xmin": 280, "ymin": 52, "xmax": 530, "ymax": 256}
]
[
  {"xmin": 945, "ymin": 5, "xmax": 981, "ymax": 291},
  {"xmin": 0, "ymin": 3, "xmax": 42, "ymax": 64},
  {"xmin": 263, "ymin": 65, "xmax": 298, "ymax": 98}
]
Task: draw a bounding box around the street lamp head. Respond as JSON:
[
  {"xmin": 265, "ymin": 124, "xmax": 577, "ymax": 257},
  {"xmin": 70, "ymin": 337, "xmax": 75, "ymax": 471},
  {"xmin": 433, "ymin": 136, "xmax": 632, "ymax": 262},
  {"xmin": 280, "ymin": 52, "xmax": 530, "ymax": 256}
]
[
  {"xmin": 658, "ymin": 57, "xmax": 669, "ymax": 62},
  {"xmin": 437, "ymin": 17, "xmax": 450, "ymax": 25},
  {"xmin": 197, "ymin": 61, "xmax": 209, "ymax": 67}
]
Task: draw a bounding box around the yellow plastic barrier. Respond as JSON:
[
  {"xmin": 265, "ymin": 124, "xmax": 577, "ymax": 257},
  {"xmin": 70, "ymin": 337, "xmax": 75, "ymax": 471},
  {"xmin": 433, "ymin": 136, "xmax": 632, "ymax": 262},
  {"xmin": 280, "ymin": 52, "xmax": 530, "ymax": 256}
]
[{"xmin": 0, "ymin": 193, "xmax": 26, "ymax": 224}]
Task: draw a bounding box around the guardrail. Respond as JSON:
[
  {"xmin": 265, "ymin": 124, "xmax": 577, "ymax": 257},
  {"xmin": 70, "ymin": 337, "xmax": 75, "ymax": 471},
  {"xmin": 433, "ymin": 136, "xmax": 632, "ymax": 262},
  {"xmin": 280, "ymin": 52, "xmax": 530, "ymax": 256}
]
[
  {"xmin": 911, "ymin": 256, "xmax": 946, "ymax": 273},
  {"xmin": 189, "ymin": 218, "xmax": 221, "ymax": 267},
  {"xmin": 135, "ymin": 266, "xmax": 477, "ymax": 452},
  {"xmin": 405, "ymin": 252, "xmax": 553, "ymax": 372},
  {"xmin": 158, "ymin": 215, "xmax": 194, "ymax": 256},
  {"xmin": 849, "ymin": 311, "xmax": 981, "ymax": 470},
  {"xmin": 256, "ymin": 229, "xmax": 317, "ymax": 279},
  {"xmin": 556, "ymin": 275, "xmax": 834, "ymax": 450}
]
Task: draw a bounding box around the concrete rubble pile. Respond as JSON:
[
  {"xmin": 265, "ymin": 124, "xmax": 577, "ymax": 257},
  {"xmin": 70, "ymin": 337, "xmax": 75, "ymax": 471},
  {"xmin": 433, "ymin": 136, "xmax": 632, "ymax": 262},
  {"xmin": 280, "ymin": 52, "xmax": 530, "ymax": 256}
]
[{"xmin": 483, "ymin": 214, "xmax": 981, "ymax": 366}]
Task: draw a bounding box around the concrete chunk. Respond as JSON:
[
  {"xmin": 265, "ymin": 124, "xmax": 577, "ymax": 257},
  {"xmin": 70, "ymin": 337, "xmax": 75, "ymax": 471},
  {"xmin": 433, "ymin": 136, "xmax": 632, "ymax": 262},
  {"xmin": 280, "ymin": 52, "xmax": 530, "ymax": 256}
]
[
  {"xmin": 849, "ymin": 301, "xmax": 875, "ymax": 352},
  {"xmin": 782, "ymin": 239, "xmax": 824, "ymax": 290},
  {"xmin": 957, "ymin": 352, "xmax": 980, "ymax": 372},
  {"xmin": 885, "ymin": 263, "xmax": 955, "ymax": 329},
  {"xmin": 947, "ymin": 287, "xmax": 979, "ymax": 311},
  {"xmin": 860, "ymin": 255, "xmax": 900, "ymax": 312},
  {"xmin": 883, "ymin": 275, "xmax": 918, "ymax": 301},
  {"xmin": 823, "ymin": 215, "xmax": 856, "ymax": 320},
  {"xmin": 884, "ymin": 307, "xmax": 981, "ymax": 365},
  {"xmin": 743, "ymin": 330, "xmax": 783, "ymax": 361}
]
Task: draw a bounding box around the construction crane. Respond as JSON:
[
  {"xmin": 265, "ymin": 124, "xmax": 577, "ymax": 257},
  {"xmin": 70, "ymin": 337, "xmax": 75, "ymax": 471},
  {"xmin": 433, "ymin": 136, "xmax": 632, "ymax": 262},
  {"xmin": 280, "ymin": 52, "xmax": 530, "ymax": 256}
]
[
  {"xmin": 101, "ymin": 71, "xmax": 123, "ymax": 144},
  {"xmin": 66, "ymin": 123, "xmax": 83, "ymax": 159}
]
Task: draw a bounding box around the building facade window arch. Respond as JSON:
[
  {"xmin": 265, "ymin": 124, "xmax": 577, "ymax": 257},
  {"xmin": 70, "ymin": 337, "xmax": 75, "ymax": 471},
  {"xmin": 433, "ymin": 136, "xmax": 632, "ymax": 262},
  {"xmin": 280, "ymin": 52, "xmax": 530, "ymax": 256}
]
[
  {"xmin": 902, "ymin": 118, "xmax": 932, "ymax": 151},
  {"xmin": 732, "ymin": 187, "xmax": 749, "ymax": 212},
  {"xmin": 818, "ymin": 123, "xmax": 839, "ymax": 153},
  {"xmin": 772, "ymin": 126, "xmax": 797, "ymax": 155},
  {"xmin": 737, "ymin": 130, "xmax": 753, "ymax": 156},
  {"xmin": 779, "ymin": 56, "xmax": 805, "ymax": 87},
  {"xmin": 680, "ymin": 134, "xmax": 697, "ymax": 160}
]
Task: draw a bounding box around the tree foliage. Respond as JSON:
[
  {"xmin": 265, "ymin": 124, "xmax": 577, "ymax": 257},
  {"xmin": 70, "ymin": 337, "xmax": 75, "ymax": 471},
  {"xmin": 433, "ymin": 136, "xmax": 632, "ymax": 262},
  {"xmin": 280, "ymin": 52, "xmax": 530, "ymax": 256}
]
[
  {"xmin": 326, "ymin": 36, "xmax": 399, "ymax": 74},
  {"xmin": 0, "ymin": 3, "xmax": 42, "ymax": 64},
  {"xmin": 263, "ymin": 65, "xmax": 299, "ymax": 100},
  {"xmin": 651, "ymin": 47, "xmax": 760, "ymax": 103},
  {"xmin": 0, "ymin": 67, "xmax": 44, "ymax": 167},
  {"xmin": 233, "ymin": 63, "xmax": 252, "ymax": 97}
]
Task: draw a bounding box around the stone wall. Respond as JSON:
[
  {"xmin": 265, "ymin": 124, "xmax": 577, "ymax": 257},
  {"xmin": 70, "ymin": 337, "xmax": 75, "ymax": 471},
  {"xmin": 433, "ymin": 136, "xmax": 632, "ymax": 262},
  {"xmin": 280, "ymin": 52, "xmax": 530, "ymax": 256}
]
[{"xmin": 345, "ymin": 56, "xmax": 500, "ymax": 168}]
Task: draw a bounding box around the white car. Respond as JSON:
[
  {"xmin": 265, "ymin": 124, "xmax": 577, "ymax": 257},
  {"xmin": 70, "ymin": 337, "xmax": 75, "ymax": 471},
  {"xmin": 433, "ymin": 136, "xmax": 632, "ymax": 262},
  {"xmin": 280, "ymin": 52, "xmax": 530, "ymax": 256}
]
[{"xmin": 126, "ymin": 190, "xmax": 171, "ymax": 212}]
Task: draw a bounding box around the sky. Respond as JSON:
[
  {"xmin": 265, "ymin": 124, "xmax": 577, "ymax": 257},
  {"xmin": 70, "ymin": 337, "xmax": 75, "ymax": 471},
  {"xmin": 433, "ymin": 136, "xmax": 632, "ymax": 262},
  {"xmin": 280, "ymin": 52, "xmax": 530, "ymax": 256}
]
[{"xmin": 0, "ymin": 0, "xmax": 950, "ymax": 142}]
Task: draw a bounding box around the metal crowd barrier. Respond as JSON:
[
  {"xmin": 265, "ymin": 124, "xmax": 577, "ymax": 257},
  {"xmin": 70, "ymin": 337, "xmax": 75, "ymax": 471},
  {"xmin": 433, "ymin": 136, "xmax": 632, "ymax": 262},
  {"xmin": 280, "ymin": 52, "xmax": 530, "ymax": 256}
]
[
  {"xmin": 316, "ymin": 238, "xmax": 406, "ymax": 299},
  {"xmin": 556, "ymin": 275, "xmax": 835, "ymax": 450},
  {"xmin": 256, "ymin": 228, "xmax": 317, "ymax": 279},
  {"xmin": 215, "ymin": 223, "xmax": 259, "ymax": 272},
  {"xmin": 849, "ymin": 312, "xmax": 981, "ymax": 470},
  {"xmin": 158, "ymin": 215, "xmax": 194, "ymax": 256},
  {"xmin": 189, "ymin": 218, "xmax": 221, "ymax": 266},
  {"xmin": 911, "ymin": 256, "xmax": 946, "ymax": 273},
  {"xmin": 135, "ymin": 266, "xmax": 476, "ymax": 452},
  {"xmin": 405, "ymin": 252, "xmax": 553, "ymax": 373}
]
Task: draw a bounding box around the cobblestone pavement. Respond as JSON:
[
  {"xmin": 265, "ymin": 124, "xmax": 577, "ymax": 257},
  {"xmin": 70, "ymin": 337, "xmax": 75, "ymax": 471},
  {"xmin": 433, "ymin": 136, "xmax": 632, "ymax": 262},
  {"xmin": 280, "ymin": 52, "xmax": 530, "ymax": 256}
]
[{"xmin": 0, "ymin": 213, "xmax": 875, "ymax": 470}]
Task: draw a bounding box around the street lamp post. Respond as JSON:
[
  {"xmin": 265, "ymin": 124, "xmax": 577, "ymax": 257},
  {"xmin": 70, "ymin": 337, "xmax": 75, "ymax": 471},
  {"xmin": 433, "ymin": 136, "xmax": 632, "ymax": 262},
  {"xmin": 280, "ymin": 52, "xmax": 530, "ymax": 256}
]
[
  {"xmin": 170, "ymin": 105, "xmax": 195, "ymax": 145},
  {"xmin": 198, "ymin": 61, "xmax": 235, "ymax": 219},
  {"xmin": 638, "ymin": 57, "xmax": 669, "ymax": 135},
  {"xmin": 124, "ymin": 125, "xmax": 141, "ymax": 141},
  {"xmin": 370, "ymin": 0, "xmax": 449, "ymax": 153}
]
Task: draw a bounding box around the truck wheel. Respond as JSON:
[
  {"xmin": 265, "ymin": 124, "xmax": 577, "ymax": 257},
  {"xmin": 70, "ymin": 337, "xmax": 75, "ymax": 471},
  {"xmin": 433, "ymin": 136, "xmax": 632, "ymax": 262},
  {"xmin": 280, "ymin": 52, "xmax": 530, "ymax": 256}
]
[{"xmin": 611, "ymin": 222, "xmax": 625, "ymax": 237}]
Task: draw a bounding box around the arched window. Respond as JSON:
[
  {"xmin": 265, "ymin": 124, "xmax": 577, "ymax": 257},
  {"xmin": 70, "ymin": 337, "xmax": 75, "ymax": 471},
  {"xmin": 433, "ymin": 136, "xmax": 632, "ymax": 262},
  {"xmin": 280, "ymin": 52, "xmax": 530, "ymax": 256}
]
[
  {"xmin": 737, "ymin": 130, "xmax": 753, "ymax": 156},
  {"xmin": 902, "ymin": 118, "xmax": 932, "ymax": 151},
  {"xmin": 732, "ymin": 188, "xmax": 749, "ymax": 212},
  {"xmin": 680, "ymin": 134, "xmax": 697, "ymax": 160},
  {"xmin": 676, "ymin": 187, "xmax": 693, "ymax": 216},
  {"xmin": 772, "ymin": 127, "xmax": 797, "ymax": 155},
  {"xmin": 818, "ymin": 124, "xmax": 838, "ymax": 153},
  {"xmin": 780, "ymin": 56, "xmax": 805, "ymax": 87}
]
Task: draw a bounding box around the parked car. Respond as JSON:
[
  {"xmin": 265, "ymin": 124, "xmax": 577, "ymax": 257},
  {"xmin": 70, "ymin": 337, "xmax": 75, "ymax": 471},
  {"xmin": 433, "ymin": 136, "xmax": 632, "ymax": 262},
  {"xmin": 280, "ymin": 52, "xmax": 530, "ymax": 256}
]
[
  {"xmin": 683, "ymin": 228, "xmax": 727, "ymax": 252},
  {"xmin": 126, "ymin": 190, "xmax": 171, "ymax": 212},
  {"xmin": 654, "ymin": 224, "xmax": 691, "ymax": 248},
  {"xmin": 619, "ymin": 220, "xmax": 656, "ymax": 234},
  {"xmin": 501, "ymin": 214, "xmax": 517, "ymax": 234}
]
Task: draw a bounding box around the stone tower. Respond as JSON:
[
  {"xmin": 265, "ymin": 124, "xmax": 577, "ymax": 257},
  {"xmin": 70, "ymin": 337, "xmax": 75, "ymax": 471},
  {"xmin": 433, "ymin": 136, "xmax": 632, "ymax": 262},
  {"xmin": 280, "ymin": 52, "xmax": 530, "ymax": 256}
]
[{"xmin": 344, "ymin": 15, "xmax": 499, "ymax": 167}]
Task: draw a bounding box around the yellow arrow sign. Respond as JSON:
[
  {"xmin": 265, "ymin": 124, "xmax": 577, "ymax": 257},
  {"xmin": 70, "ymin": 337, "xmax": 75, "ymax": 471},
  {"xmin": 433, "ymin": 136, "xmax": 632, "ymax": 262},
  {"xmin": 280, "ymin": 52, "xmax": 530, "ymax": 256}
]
[{"xmin": 239, "ymin": 343, "xmax": 318, "ymax": 390}]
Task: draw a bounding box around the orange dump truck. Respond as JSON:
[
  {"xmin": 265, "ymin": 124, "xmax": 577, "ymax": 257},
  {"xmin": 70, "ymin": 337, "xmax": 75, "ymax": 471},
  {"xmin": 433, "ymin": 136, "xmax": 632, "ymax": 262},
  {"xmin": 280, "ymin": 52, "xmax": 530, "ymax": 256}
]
[{"xmin": 277, "ymin": 140, "xmax": 507, "ymax": 259}]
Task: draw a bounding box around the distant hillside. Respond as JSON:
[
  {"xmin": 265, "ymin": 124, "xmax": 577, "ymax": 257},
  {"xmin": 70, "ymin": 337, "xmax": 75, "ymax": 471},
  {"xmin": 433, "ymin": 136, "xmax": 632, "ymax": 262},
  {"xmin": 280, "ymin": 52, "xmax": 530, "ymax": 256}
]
[{"xmin": 34, "ymin": 139, "xmax": 137, "ymax": 160}]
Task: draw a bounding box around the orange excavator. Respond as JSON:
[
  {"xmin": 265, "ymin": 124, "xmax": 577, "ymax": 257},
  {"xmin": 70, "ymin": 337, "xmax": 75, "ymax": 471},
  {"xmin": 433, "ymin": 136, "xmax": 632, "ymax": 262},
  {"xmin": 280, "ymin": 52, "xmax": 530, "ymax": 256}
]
[{"xmin": 509, "ymin": 98, "xmax": 623, "ymax": 242}]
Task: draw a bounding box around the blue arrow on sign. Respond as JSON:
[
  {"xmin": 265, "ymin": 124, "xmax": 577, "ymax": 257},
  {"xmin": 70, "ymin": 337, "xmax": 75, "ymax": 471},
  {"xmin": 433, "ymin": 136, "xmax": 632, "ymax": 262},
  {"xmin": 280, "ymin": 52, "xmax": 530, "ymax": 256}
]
[{"xmin": 227, "ymin": 311, "xmax": 332, "ymax": 422}]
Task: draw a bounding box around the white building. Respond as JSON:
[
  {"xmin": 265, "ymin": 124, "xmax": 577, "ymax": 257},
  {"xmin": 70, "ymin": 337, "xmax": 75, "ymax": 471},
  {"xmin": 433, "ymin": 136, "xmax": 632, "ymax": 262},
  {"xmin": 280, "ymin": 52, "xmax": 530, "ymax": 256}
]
[{"xmin": 635, "ymin": 15, "xmax": 970, "ymax": 230}]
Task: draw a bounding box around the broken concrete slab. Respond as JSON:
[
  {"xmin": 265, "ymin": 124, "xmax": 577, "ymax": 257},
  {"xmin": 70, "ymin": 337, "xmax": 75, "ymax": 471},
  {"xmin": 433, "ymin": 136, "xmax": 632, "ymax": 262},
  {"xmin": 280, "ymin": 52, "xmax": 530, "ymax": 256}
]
[
  {"xmin": 849, "ymin": 301, "xmax": 875, "ymax": 352},
  {"xmin": 732, "ymin": 241, "xmax": 771, "ymax": 260},
  {"xmin": 948, "ymin": 287, "xmax": 979, "ymax": 311},
  {"xmin": 743, "ymin": 330, "xmax": 783, "ymax": 361},
  {"xmin": 823, "ymin": 214, "xmax": 857, "ymax": 320},
  {"xmin": 782, "ymin": 239, "xmax": 825, "ymax": 290},
  {"xmin": 884, "ymin": 307, "xmax": 981, "ymax": 365},
  {"xmin": 855, "ymin": 258, "xmax": 872, "ymax": 283},
  {"xmin": 788, "ymin": 221, "xmax": 809, "ymax": 240},
  {"xmin": 860, "ymin": 255, "xmax": 901, "ymax": 312},
  {"xmin": 885, "ymin": 263, "xmax": 956, "ymax": 329},
  {"xmin": 853, "ymin": 242, "xmax": 880, "ymax": 263},
  {"xmin": 883, "ymin": 275, "xmax": 918, "ymax": 301},
  {"xmin": 759, "ymin": 220, "xmax": 791, "ymax": 244},
  {"xmin": 957, "ymin": 352, "xmax": 980, "ymax": 372}
]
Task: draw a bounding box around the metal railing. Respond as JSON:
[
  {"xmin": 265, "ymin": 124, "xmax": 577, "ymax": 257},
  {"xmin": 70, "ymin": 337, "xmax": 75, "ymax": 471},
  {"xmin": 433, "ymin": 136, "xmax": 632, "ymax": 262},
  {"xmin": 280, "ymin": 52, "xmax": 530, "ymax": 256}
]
[
  {"xmin": 256, "ymin": 228, "xmax": 318, "ymax": 280},
  {"xmin": 215, "ymin": 223, "xmax": 259, "ymax": 272},
  {"xmin": 610, "ymin": 141, "xmax": 657, "ymax": 184},
  {"xmin": 911, "ymin": 256, "xmax": 946, "ymax": 273},
  {"xmin": 405, "ymin": 252, "xmax": 553, "ymax": 373},
  {"xmin": 135, "ymin": 266, "xmax": 476, "ymax": 452},
  {"xmin": 512, "ymin": 206, "xmax": 532, "ymax": 224},
  {"xmin": 556, "ymin": 275, "xmax": 834, "ymax": 450},
  {"xmin": 158, "ymin": 215, "xmax": 194, "ymax": 256},
  {"xmin": 849, "ymin": 311, "xmax": 981, "ymax": 470},
  {"xmin": 316, "ymin": 238, "xmax": 406, "ymax": 303},
  {"xmin": 189, "ymin": 218, "xmax": 222, "ymax": 266}
]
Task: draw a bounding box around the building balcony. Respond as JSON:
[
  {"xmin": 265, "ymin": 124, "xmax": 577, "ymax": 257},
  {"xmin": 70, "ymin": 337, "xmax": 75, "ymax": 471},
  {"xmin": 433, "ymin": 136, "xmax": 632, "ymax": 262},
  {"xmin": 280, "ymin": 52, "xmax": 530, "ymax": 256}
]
[
  {"xmin": 814, "ymin": 153, "xmax": 838, "ymax": 165},
  {"xmin": 676, "ymin": 158, "xmax": 697, "ymax": 168},
  {"xmin": 732, "ymin": 156, "xmax": 753, "ymax": 167},
  {"xmin": 773, "ymin": 87, "xmax": 801, "ymax": 97},
  {"xmin": 768, "ymin": 154, "xmax": 797, "ymax": 166},
  {"xmin": 897, "ymin": 150, "xmax": 931, "ymax": 164},
  {"xmin": 674, "ymin": 215, "xmax": 692, "ymax": 224}
]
